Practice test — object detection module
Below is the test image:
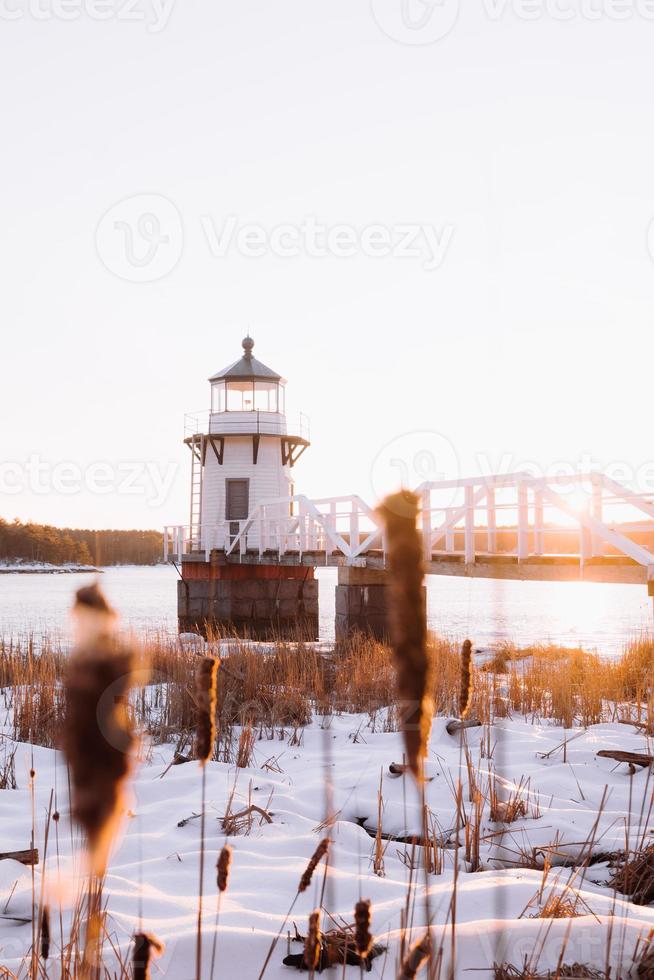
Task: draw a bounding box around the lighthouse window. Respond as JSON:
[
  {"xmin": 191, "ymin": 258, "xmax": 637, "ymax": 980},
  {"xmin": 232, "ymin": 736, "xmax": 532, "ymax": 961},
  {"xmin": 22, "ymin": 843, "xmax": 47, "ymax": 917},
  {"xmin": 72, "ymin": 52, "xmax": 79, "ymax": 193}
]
[
  {"xmin": 211, "ymin": 382, "xmax": 226, "ymax": 413},
  {"xmin": 226, "ymin": 380, "xmax": 255, "ymax": 411},
  {"xmin": 254, "ymin": 381, "xmax": 278, "ymax": 413}
]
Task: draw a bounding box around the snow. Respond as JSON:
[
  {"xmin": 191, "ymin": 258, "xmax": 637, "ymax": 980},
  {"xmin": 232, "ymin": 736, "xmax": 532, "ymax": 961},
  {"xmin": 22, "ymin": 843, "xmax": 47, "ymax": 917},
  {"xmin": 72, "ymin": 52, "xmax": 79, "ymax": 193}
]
[
  {"xmin": 0, "ymin": 560, "xmax": 99, "ymax": 574},
  {"xmin": 1, "ymin": 712, "xmax": 654, "ymax": 976}
]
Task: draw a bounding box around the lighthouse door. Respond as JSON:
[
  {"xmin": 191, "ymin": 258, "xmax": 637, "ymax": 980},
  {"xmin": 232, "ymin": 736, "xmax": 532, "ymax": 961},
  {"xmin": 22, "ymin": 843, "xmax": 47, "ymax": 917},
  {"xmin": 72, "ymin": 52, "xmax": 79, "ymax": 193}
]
[{"xmin": 226, "ymin": 479, "xmax": 250, "ymax": 543}]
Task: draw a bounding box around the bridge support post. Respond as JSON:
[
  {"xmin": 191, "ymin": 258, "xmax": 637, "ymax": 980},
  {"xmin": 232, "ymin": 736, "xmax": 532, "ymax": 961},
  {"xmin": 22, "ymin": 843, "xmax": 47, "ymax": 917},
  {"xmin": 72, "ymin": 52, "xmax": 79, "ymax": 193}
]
[
  {"xmin": 335, "ymin": 566, "xmax": 426, "ymax": 642},
  {"xmin": 178, "ymin": 556, "xmax": 319, "ymax": 640}
]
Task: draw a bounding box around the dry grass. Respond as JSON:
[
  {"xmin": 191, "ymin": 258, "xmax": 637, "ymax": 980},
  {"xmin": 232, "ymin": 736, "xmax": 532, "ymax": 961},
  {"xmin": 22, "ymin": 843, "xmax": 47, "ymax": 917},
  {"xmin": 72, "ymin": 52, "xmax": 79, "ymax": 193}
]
[
  {"xmin": 3, "ymin": 632, "xmax": 654, "ymax": 754},
  {"xmin": 493, "ymin": 966, "xmax": 608, "ymax": 979},
  {"xmin": 610, "ymin": 843, "xmax": 654, "ymax": 906}
]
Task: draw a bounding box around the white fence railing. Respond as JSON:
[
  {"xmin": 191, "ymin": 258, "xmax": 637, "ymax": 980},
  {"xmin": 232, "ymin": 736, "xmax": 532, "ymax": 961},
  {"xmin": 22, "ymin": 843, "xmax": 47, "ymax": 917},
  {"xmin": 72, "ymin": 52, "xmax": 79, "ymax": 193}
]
[
  {"xmin": 184, "ymin": 410, "xmax": 310, "ymax": 441},
  {"xmin": 164, "ymin": 472, "xmax": 654, "ymax": 585}
]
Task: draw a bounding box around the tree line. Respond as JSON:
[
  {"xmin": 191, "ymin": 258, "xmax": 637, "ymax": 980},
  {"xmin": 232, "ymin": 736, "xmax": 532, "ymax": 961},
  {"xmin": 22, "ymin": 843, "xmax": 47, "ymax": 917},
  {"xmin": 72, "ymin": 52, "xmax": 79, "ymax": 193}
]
[{"xmin": 0, "ymin": 518, "xmax": 163, "ymax": 566}]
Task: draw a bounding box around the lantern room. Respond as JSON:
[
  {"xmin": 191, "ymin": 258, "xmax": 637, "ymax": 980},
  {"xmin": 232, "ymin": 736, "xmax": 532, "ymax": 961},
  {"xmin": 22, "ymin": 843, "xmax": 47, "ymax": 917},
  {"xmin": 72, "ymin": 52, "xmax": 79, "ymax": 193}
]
[{"xmin": 209, "ymin": 336, "xmax": 286, "ymax": 416}]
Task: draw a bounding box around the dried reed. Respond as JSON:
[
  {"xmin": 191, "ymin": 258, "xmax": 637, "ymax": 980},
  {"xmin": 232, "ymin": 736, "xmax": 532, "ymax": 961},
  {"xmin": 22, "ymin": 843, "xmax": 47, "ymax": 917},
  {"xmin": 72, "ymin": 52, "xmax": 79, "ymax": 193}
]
[
  {"xmin": 398, "ymin": 932, "xmax": 431, "ymax": 978},
  {"xmin": 378, "ymin": 491, "xmax": 433, "ymax": 779},
  {"xmin": 459, "ymin": 639, "xmax": 473, "ymax": 718},
  {"xmin": 299, "ymin": 838, "xmax": 330, "ymax": 893},
  {"xmin": 62, "ymin": 583, "xmax": 136, "ymax": 875},
  {"xmin": 303, "ymin": 910, "xmax": 321, "ymax": 971},
  {"xmin": 195, "ymin": 656, "xmax": 218, "ymax": 980},
  {"xmin": 354, "ymin": 899, "xmax": 372, "ymax": 957},
  {"xmin": 258, "ymin": 838, "xmax": 331, "ymax": 979},
  {"xmin": 132, "ymin": 932, "xmax": 164, "ymax": 980},
  {"xmin": 196, "ymin": 656, "xmax": 219, "ymax": 763},
  {"xmin": 40, "ymin": 906, "xmax": 50, "ymax": 961},
  {"xmin": 209, "ymin": 846, "xmax": 233, "ymax": 980}
]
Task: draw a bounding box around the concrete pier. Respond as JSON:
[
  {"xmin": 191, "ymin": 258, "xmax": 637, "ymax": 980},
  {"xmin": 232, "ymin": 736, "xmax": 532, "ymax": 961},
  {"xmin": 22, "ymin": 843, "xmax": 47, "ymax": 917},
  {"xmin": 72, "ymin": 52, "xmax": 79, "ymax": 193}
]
[
  {"xmin": 178, "ymin": 557, "xmax": 318, "ymax": 639},
  {"xmin": 334, "ymin": 566, "xmax": 423, "ymax": 641}
]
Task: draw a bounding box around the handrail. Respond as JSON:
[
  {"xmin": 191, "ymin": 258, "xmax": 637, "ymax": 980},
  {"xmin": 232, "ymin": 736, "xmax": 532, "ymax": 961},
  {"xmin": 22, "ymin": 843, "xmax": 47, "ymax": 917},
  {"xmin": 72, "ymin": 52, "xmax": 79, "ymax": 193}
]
[{"xmin": 164, "ymin": 472, "xmax": 654, "ymax": 583}]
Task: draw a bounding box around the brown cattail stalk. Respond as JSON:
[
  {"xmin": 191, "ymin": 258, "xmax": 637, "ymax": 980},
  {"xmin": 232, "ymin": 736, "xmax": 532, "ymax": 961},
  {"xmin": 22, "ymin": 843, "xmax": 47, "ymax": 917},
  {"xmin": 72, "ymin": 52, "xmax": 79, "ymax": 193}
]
[
  {"xmin": 63, "ymin": 583, "xmax": 136, "ymax": 876},
  {"xmin": 217, "ymin": 845, "xmax": 232, "ymax": 892},
  {"xmin": 133, "ymin": 932, "xmax": 164, "ymax": 980},
  {"xmin": 303, "ymin": 910, "xmax": 321, "ymax": 971},
  {"xmin": 459, "ymin": 639, "xmax": 473, "ymax": 718},
  {"xmin": 378, "ymin": 492, "xmax": 433, "ymax": 778},
  {"xmin": 196, "ymin": 657, "xmax": 218, "ymax": 764},
  {"xmin": 195, "ymin": 657, "xmax": 218, "ymax": 980},
  {"xmin": 257, "ymin": 838, "xmax": 330, "ymax": 979},
  {"xmin": 209, "ymin": 846, "xmax": 233, "ymax": 980},
  {"xmin": 398, "ymin": 932, "xmax": 431, "ymax": 979},
  {"xmin": 354, "ymin": 899, "xmax": 372, "ymax": 957},
  {"xmin": 40, "ymin": 905, "xmax": 50, "ymax": 961},
  {"xmin": 298, "ymin": 838, "xmax": 330, "ymax": 893}
]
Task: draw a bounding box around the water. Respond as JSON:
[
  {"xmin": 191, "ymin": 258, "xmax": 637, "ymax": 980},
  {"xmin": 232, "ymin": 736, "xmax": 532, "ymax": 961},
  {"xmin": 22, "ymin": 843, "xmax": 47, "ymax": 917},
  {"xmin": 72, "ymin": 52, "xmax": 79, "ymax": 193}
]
[{"xmin": 1, "ymin": 564, "xmax": 652, "ymax": 656}]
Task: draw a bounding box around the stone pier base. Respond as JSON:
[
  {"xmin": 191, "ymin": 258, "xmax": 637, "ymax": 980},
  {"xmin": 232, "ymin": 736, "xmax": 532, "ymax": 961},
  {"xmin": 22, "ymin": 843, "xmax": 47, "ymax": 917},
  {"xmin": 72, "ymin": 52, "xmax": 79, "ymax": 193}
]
[
  {"xmin": 178, "ymin": 558, "xmax": 319, "ymax": 639},
  {"xmin": 335, "ymin": 567, "xmax": 390, "ymax": 641},
  {"xmin": 335, "ymin": 566, "xmax": 427, "ymax": 641}
]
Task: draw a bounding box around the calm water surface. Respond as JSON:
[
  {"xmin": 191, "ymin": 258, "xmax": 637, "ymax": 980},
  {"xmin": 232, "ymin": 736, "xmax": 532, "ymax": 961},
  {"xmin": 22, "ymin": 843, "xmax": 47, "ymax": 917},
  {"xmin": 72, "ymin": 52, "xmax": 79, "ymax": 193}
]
[{"xmin": 1, "ymin": 564, "xmax": 652, "ymax": 656}]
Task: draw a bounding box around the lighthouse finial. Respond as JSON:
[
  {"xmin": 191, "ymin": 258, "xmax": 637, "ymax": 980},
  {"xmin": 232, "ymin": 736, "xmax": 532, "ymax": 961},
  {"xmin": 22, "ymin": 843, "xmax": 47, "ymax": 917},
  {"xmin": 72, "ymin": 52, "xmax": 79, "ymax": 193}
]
[{"xmin": 242, "ymin": 335, "xmax": 254, "ymax": 360}]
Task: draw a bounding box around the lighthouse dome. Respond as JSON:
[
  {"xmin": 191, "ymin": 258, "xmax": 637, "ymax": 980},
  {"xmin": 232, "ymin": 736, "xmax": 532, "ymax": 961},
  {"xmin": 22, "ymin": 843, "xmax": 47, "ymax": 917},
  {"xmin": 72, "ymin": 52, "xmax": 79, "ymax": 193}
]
[{"xmin": 209, "ymin": 336, "xmax": 282, "ymax": 383}]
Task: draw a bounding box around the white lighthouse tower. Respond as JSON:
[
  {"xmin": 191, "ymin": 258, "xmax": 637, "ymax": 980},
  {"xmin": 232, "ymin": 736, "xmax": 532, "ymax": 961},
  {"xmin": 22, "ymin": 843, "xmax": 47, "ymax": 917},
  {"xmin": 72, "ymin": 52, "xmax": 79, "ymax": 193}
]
[
  {"xmin": 177, "ymin": 336, "xmax": 317, "ymax": 637},
  {"xmin": 192, "ymin": 336, "xmax": 309, "ymax": 549}
]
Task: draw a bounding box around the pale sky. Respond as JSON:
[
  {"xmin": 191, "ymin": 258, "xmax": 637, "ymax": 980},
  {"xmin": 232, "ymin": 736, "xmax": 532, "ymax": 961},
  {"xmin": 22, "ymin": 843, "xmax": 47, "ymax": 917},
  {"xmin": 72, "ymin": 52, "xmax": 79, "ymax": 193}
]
[{"xmin": 2, "ymin": 0, "xmax": 654, "ymax": 530}]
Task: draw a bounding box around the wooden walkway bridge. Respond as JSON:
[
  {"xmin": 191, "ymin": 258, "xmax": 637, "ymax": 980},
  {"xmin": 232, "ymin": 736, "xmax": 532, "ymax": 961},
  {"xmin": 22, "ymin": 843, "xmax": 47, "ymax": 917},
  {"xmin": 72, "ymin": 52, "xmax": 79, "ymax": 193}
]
[{"xmin": 165, "ymin": 471, "xmax": 654, "ymax": 595}]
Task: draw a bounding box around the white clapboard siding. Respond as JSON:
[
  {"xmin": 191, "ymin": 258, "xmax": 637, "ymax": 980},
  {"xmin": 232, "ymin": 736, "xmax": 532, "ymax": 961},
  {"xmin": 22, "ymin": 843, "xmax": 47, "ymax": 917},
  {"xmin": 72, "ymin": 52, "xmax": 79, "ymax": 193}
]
[{"xmin": 201, "ymin": 436, "xmax": 292, "ymax": 547}]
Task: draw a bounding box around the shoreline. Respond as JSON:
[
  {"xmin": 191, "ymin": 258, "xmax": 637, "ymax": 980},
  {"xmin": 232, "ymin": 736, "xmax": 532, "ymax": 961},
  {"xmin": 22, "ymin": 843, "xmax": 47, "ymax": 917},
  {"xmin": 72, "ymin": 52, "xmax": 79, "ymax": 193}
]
[{"xmin": 0, "ymin": 562, "xmax": 101, "ymax": 574}]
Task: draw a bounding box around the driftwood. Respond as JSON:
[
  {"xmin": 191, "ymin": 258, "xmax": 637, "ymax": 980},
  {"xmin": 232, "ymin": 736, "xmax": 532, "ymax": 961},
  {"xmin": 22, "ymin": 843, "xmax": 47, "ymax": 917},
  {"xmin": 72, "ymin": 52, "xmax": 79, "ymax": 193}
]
[
  {"xmin": 597, "ymin": 750, "xmax": 654, "ymax": 768},
  {"xmin": 388, "ymin": 763, "xmax": 433, "ymax": 781},
  {"xmin": 446, "ymin": 718, "xmax": 482, "ymax": 736},
  {"xmin": 0, "ymin": 848, "xmax": 39, "ymax": 866}
]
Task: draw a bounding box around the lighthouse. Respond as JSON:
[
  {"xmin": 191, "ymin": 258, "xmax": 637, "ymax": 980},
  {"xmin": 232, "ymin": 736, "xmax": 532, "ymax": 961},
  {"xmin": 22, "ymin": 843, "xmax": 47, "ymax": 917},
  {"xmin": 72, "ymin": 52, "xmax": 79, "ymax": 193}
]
[{"xmin": 175, "ymin": 336, "xmax": 318, "ymax": 638}]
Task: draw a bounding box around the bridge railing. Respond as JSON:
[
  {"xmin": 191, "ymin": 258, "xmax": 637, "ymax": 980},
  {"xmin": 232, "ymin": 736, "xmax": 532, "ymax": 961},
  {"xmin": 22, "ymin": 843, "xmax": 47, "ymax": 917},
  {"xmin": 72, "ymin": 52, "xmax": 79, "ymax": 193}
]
[
  {"xmin": 163, "ymin": 493, "xmax": 384, "ymax": 563},
  {"xmin": 164, "ymin": 473, "xmax": 654, "ymax": 588},
  {"xmin": 416, "ymin": 472, "xmax": 654, "ymax": 578}
]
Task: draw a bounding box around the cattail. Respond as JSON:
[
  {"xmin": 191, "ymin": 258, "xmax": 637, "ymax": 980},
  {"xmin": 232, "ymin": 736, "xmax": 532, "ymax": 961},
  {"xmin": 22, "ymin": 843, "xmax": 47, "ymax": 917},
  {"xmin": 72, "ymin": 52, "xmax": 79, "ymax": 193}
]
[
  {"xmin": 298, "ymin": 838, "xmax": 330, "ymax": 893},
  {"xmin": 354, "ymin": 899, "xmax": 372, "ymax": 957},
  {"xmin": 196, "ymin": 657, "xmax": 218, "ymax": 763},
  {"xmin": 397, "ymin": 932, "xmax": 431, "ymax": 978},
  {"xmin": 303, "ymin": 910, "xmax": 321, "ymax": 971},
  {"xmin": 217, "ymin": 845, "xmax": 232, "ymax": 892},
  {"xmin": 378, "ymin": 492, "xmax": 433, "ymax": 779},
  {"xmin": 133, "ymin": 932, "xmax": 164, "ymax": 980},
  {"xmin": 40, "ymin": 906, "xmax": 50, "ymax": 961},
  {"xmin": 459, "ymin": 639, "xmax": 473, "ymax": 718},
  {"xmin": 62, "ymin": 583, "xmax": 136, "ymax": 875}
]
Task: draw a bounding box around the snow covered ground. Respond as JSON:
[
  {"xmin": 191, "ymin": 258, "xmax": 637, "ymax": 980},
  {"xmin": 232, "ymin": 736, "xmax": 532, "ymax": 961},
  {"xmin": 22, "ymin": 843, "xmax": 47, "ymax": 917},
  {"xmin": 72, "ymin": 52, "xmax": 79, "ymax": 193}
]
[{"xmin": 1, "ymin": 712, "xmax": 654, "ymax": 977}]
